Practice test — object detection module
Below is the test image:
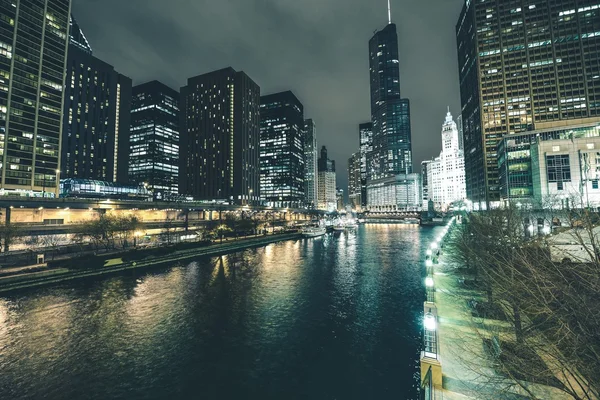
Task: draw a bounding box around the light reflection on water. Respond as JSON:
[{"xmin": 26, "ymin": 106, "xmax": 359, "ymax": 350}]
[{"xmin": 0, "ymin": 225, "xmax": 441, "ymax": 399}]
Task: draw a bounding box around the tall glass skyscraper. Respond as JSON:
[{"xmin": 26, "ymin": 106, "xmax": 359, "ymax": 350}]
[
  {"xmin": 368, "ymin": 23, "xmax": 412, "ymax": 180},
  {"xmin": 359, "ymin": 122, "xmax": 372, "ymax": 208},
  {"xmin": 348, "ymin": 152, "xmax": 362, "ymax": 210},
  {"xmin": 304, "ymin": 118, "xmax": 318, "ymax": 208},
  {"xmin": 366, "ymin": 12, "xmax": 416, "ymax": 210},
  {"xmin": 0, "ymin": 0, "xmax": 71, "ymax": 197},
  {"xmin": 259, "ymin": 91, "xmax": 305, "ymax": 208},
  {"xmin": 129, "ymin": 81, "xmax": 179, "ymax": 198},
  {"xmin": 457, "ymin": 0, "xmax": 600, "ymax": 207},
  {"xmin": 179, "ymin": 67, "xmax": 260, "ymax": 205},
  {"xmin": 62, "ymin": 20, "xmax": 132, "ymax": 184}
]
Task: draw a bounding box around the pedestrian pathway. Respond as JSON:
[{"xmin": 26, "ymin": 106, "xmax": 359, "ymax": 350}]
[{"xmin": 432, "ymin": 254, "xmax": 573, "ymax": 399}]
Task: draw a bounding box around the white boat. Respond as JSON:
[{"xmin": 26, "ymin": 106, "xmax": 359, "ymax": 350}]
[
  {"xmin": 333, "ymin": 224, "xmax": 345, "ymax": 231},
  {"xmin": 301, "ymin": 226, "xmax": 327, "ymax": 238},
  {"xmin": 357, "ymin": 218, "xmax": 366, "ymax": 224},
  {"xmin": 345, "ymin": 223, "xmax": 359, "ymax": 229}
]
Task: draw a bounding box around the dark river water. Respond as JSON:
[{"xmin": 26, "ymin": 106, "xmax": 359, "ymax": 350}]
[{"xmin": 0, "ymin": 225, "xmax": 439, "ymax": 400}]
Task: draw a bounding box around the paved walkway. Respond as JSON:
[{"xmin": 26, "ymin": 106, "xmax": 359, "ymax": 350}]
[{"xmin": 433, "ymin": 254, "xmax": 572, "ymax": 399}]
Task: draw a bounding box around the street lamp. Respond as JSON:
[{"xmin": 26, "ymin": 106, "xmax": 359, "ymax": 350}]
[{"xmin": 423, "ymin": 312, "xmax": 438, "ymax": 359}]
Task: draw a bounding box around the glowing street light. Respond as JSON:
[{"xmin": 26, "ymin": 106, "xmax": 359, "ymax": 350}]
[
  {"xmin": 425, "ymin": 277, "xmax": 434, "ymax": 288},
  {"xmin": 424, "ymin": 313, "xmax": 437, "ymax": 331}
]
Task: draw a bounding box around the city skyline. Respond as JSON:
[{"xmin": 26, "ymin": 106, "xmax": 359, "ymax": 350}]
[{"xmin": 71, "ymin": 0, "xmax": 465, "ymax": 193}]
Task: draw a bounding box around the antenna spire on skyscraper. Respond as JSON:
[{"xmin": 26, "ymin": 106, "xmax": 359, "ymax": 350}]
[{"xmin": 388, "ymin": 0, "xmax": 392, "ymax": 24}]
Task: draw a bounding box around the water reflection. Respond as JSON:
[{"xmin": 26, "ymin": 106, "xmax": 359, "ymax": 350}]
[{"xmin": 0, "ymin": 225, "xmax": 439, "ymax": 400}]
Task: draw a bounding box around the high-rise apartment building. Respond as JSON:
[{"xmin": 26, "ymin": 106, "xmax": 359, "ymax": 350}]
[
  {"xmin": 359, "ymin": 122, "xmax": 373, "ymax": 208},
  {"xmin": 259, "ymin": 91, "xmax": 305, "ymax": 208},
  {"xmin": 0, "ymin": 0, "xmax": 71, "ymax": 197},
  {"xmin": 304, "ymin": 119, "xmax": 318, "ymax": 208},
  {"xmin": 367, "ymin": 12, "xmax": 414, "ymax": 210},
  {"xmin": 129, "ymin": 81, "xmax": 179, "ymax": 199},
  {"xmin": 348, "ymin": 152, "xmax": 362, "ymax": 210},
  {"xmin": 179, "ymin": 67, "xmax": 260, "ymax": 205},
  {"xmin": 368, "ymin": 23, "xmax": 412, "ymax": 181},
  {"xmin": 317, "ymin": 146, "xmax": 336, "ymax": 211},
  {"xmin": 457, "ymin": 0, "xmax": 600, "ymax": 207},
  {"xmin": 62, "ymin": 25, "xmax": 132, "ymax": 183}
]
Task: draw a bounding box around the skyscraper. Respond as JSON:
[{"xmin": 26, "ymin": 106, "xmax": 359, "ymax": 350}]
[
  {"xmin": 179, "ymin": 67, "xmax": 260, "ymax": 205},
  {"xmin": 367, "ymin": 5, "xmax": 414, "ymax": 209},
  {"xmin": 348, "ymin": 152, "xmax": 362, "ymax": 210},
  {"xmin": 317, "ymin": 146, "xmax": 336, "ymax": 211},
  {"xmin": 368, "ymin": 23, "xmax": 412, "ymax": 179},
  {"xmin": 259, "ymin": 91, "xmax": 305, "ymax": 208},
  {"xmin": 457, "ymin": 0, "xmax": 600, "ymax": 207},
  {"xmin": 359, "ymin": 122, "xmax": 372, "ymax": 208},
  {"xmin": 129, "ymin": 81, "xmax": 179, "ymax": 199},
  {"xmin": 0, "ymin": 0, "xmax": 71, "ymax": 197},
  {"xmin": 425, "ymin": 110, "xmax": 466, "ymax": 210},
  {"xmin": 304, "ymin": 119, "xmax": 318, "ymax": 208},
  {"xmin": 62, "ymin": 23, "xmax": 132, "ymax": 183}
]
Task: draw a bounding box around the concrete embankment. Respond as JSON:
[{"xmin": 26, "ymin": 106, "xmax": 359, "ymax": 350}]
[{"xmin": 0, "ymin": 233, "xmax": 302, "ymax": 295}]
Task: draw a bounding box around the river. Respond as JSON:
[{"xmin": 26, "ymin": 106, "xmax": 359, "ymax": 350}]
[{"xmin": 0, "ymin": 224, "xmax": 439, "ymax": 399}]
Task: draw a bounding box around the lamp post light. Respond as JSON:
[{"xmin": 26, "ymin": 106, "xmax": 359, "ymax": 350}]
[
  {"xmin": 425, "ymin": 276, "xmax": 435, "ymax": 303},
  {"xmin": 423, "ymin": 312, "xmax": 439, "ymax": 359}
]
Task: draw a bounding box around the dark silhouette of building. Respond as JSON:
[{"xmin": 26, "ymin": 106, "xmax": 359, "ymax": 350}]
[
  {"xmin": 317, "ymin": 146, "xmax": 336, "ymax": 211},
  {"xmin": 179, "ymin": 67, "xmax": 260, "ymax": 205},
  {"xmin": 457, "ymin": 0, "xmax": 600, "ymax": 206},
  {"xmin": 0, "ymin": 0, "xmax": 71, "ymax": 197},
  {"xmin": 129, "ymin": 81, "xmax": 179, "ymax": 199},
  {"xmin": 260, "ymin": 91, "xmax": 305, "ymax": 208},
  {"xmin": 62, "ymin": 32, "xmax": 132, "ymax": 183}
]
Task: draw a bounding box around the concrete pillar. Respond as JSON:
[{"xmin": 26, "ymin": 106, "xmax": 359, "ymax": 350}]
[{"xmin": 420, "ymin": 357, "xmax": 443, "ymax": 388}]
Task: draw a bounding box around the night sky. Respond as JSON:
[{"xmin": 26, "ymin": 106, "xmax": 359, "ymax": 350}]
[{"xmin": 73, "ymin": 0, "xmax": 465, "ymax": 193}]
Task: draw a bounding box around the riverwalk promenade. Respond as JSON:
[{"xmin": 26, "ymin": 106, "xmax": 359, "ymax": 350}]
[
  {"xmin": 0, "ymin": 233, "xmax": 301, "ymax": 294},
  {"xmin": 424, "ymin": 223, "xmax": 574, "ymax": 399}
]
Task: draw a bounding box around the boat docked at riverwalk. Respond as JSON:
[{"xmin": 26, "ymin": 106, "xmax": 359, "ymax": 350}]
[
  {"xmin": 333, "ymin": 224, "xmax": 345, "ymax": 232},
  {"xmin": 301, "ymin": 226, "xmax": 327, "ymax": 238}
]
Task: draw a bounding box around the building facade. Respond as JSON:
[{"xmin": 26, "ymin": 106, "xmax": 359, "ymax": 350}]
[
  {"xmin": 424, "ymin": 110, "xmax": 467, "ymax": 210},
  {"xmin": 62, "ymin": 36, "xmax": 132, "ymax": 184},
  {"xmin": 348, "ymin": 152, "xmax": 362, "ymax": 210},
  {"xmin": 0, "ymin": 0, "xmax": 71, "ymax": 197},
  {"xmin": 179, "ymin": 67, "xmax": 260, "ymax": 205},
  {"xmin": 531, "ymin": 135, "xmax": 600, "ymax": 208},
  {"xmin": 259, "ymin": 91, "xmax": 305, "ymax": 208},
  {"xmin": 304, "ymin": 118, "xmax": 318, "ymax": 208},
  {"xmin": 367, "ymin": 174, "xmax": 421, "ymax": 212},
  {"xmin": 359, "ymin": 122, "xmax": 372, "ymax": 208},
  {"xmin": 317, "ymin": 146, "xmax": 336, "ymax": 212},
  {"xmin": 336, "ymin": 188, "xmax": 344, "ymax": 212},
  {"xmin": 368, "ymin": 23, "xmax": 412, "ymax": 181},
  {"xmin": 129, "ymin": 81, "xmax": 179, "ymax": 199},
  {"xmin": 367, "ymin": 19, "xmax": 413, "ymax": 210},
  {"xmin": 421, "ymin": 160, "xmax": 432, "ymax": 206},
  {"xmin": 457, "ymin": 0, "xmax": 600, "ymax": 208},
  {"xmin": 498, "ymin": 121, "xmax": 600, "ymax": 204}
]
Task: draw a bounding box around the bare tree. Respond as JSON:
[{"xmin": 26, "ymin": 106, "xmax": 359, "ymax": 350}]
[{"xmin": 448, "ymin": 204, "xmax": 600, "ymax": 399}]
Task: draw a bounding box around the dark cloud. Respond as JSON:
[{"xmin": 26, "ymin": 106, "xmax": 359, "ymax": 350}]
[{"xmin": 73, "ymin": 0, "xmax": 465, "ymax": 194}]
